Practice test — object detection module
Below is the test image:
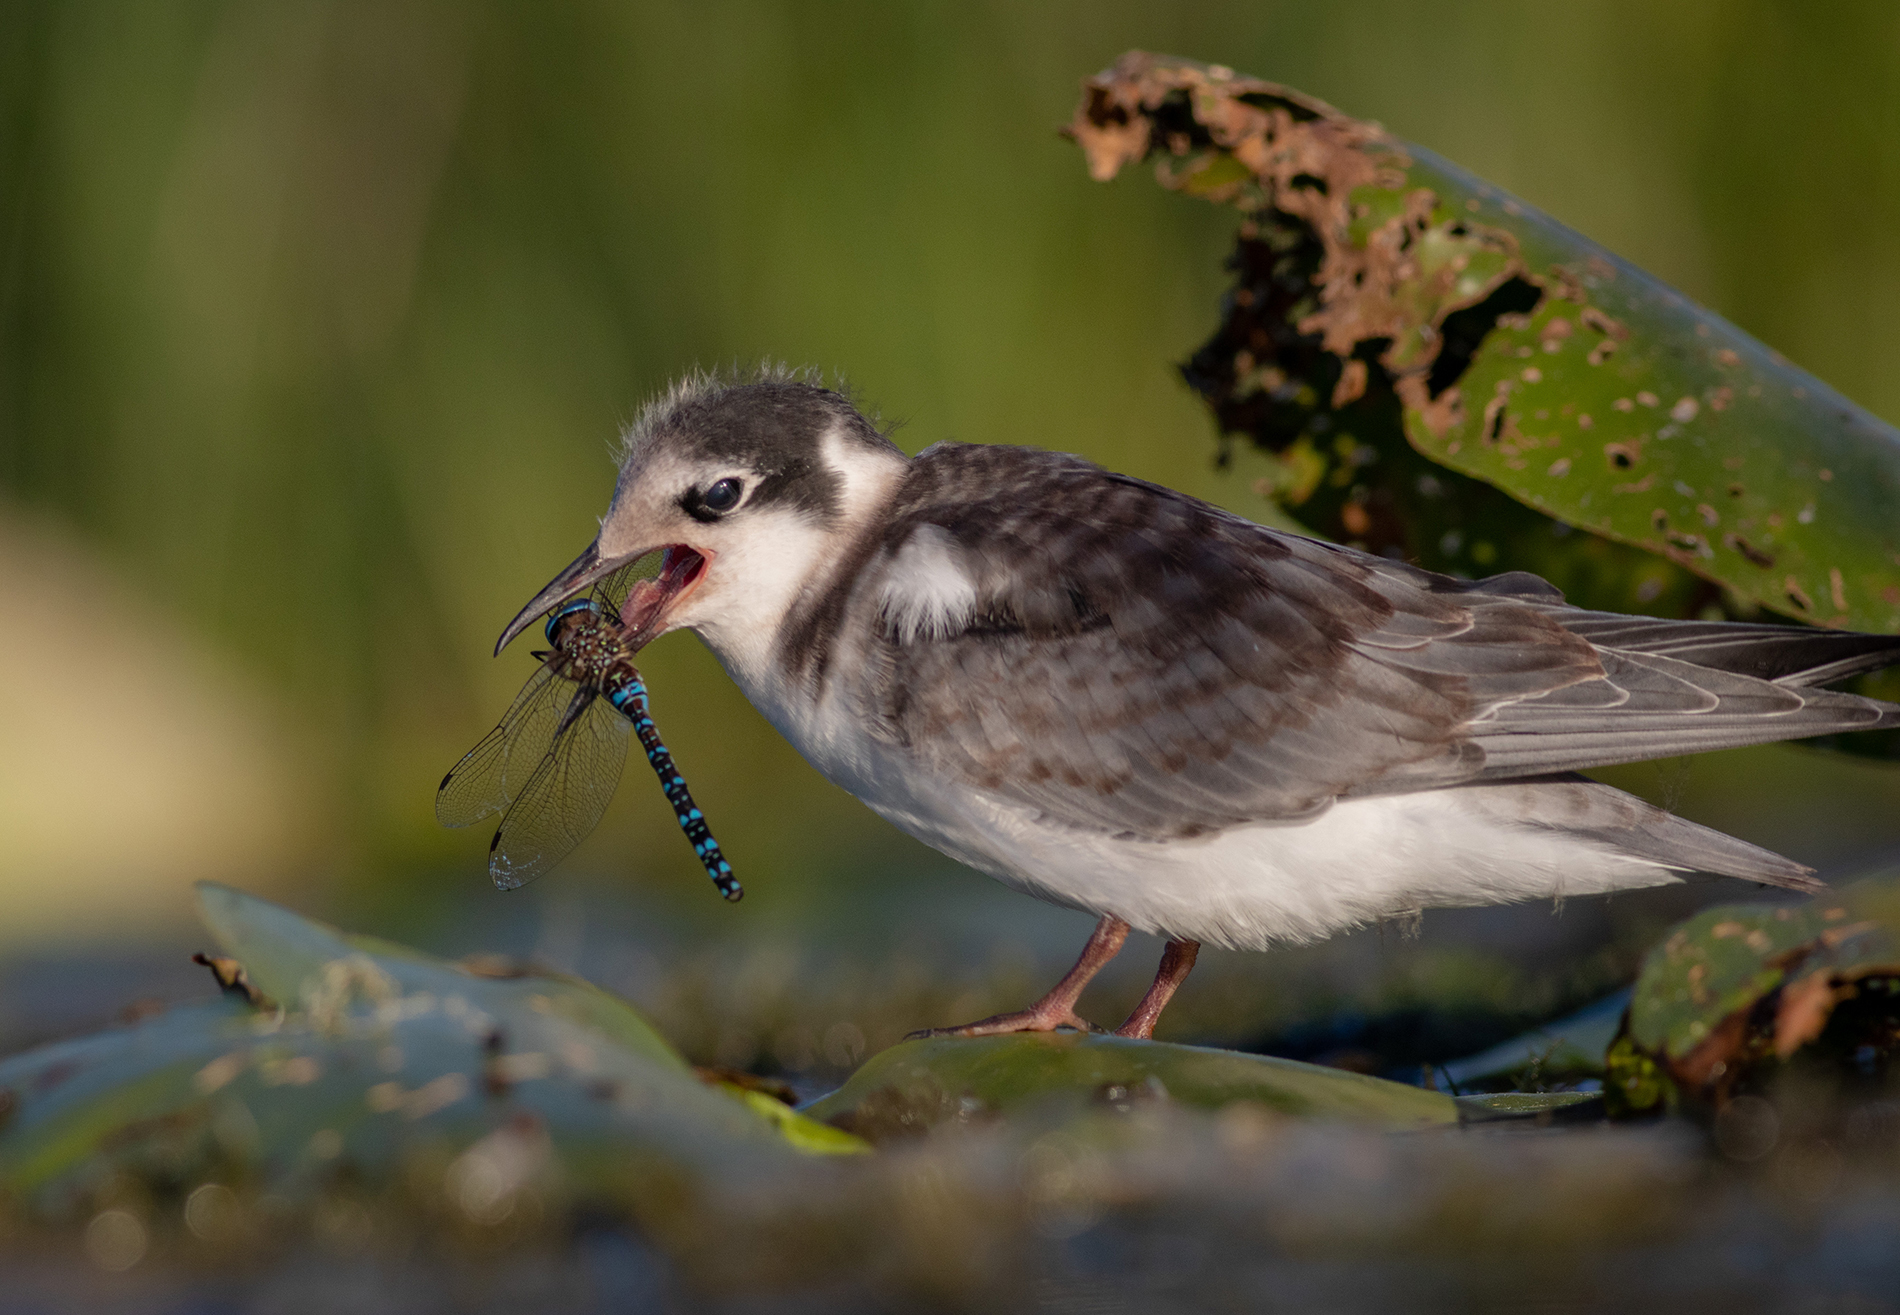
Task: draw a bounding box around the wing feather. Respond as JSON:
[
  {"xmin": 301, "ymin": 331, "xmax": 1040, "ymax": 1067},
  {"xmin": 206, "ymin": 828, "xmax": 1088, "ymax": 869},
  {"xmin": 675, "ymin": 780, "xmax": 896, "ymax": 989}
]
[{"xmin": 820, "ymin": 445, "xmax": 1900, "ymax": 841}]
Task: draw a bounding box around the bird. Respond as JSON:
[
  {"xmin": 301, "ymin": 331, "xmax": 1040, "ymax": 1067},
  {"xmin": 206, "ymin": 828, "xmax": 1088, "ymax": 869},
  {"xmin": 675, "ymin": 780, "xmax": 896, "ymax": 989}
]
[{"xmin": 493, "ymin": 369, "xmax": 1900, "ymax": 1040}]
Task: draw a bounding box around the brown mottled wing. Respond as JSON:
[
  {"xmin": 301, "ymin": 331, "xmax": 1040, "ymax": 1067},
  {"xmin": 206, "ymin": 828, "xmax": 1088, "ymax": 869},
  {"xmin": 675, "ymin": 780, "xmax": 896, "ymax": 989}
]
[
  {"xmin": 859, "ymin": 445, "xmax": 1900, "ymax": 841},
  {"xmin": 859, "ymin": 446, "xmax": 1596, "ymax": 839}
]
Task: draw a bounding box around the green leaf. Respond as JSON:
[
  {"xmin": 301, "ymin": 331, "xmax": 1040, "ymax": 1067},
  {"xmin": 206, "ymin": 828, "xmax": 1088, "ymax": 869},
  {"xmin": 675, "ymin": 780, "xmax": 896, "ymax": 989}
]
[
  {"xmin": 0, "ymin": 886, "xmax": 866, "ymax": 1218},
  {"xmin": 1067, "ymin": 52, "xmax": 1900, "ymax": 633},
  {"xmin": 1453, "ymin": 1091, "xmax": 1603, "ymax": 1124},
  {"xmin": 1603, "ymin": 1033, "xmax": 1675, "ymax": 1118},
  {"xmin": 0, "ymin": 1002, "xmax": 255, "ymax": 1199},
  {"xmin": 802, "ymin": 1034, "xmax": 1456, "ymax": 1140},
  {"xmin": 723, "ymin": 1086, "xmax": 871, "ymax": 1156},
  {"xmin": 197, "ymin": 882, "xmax": 684, "ymax": 1069},
  {"xmin": 1629, "ymin": 904, "xmax": 1835, "ymax": 1061},
  {"xmin": 1401, "ymin": 146, "xmax": 1900, "ymax": 633},
  {"xmin": 1619, "ymin": 870, "xmax": 1900, "ymax": 1101}
]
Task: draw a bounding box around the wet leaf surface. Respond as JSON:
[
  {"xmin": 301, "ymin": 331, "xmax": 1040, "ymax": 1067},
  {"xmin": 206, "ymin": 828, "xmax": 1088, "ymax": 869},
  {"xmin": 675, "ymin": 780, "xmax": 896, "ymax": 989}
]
[
  {"xmin": 0, "ymin": 885, "xmax": 864, "ymax": 1221},
  {"xmin": 1437, "ymin": 988, "xmax": 1627, "ymax": 1091},
  {"xmin": 1453, "ymin": 1090, "xmax": 1603, "ymax": 1124},
  {"xmin": 3, "ymin": 886, "xmax": 1900, "ymax": 1309},
  {"xmin": 196, "ymin": 882, "xmax": 681, "ymax": 1071},
  {"xmin": 1067, "ymin": 52, "xmax": 1900, "ymax": 638},
  {"xmin": 802, "ymin": 1033, "xmax": 1456, "ymax": 1140}
]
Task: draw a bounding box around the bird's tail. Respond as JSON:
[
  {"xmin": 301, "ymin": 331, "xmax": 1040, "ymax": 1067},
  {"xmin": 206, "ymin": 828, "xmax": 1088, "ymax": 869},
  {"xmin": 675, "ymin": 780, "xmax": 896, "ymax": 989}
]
[{"xmin": 1455, "ymin": 772, "xmax": 1823, "ymax": 894}]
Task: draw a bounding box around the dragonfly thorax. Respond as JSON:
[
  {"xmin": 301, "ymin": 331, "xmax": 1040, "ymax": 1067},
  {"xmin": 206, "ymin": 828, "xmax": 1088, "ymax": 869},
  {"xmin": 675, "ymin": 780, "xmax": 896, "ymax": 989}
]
[{"xmin": 544, "ymin": 601, "xmax": 630, "ymax": 685}]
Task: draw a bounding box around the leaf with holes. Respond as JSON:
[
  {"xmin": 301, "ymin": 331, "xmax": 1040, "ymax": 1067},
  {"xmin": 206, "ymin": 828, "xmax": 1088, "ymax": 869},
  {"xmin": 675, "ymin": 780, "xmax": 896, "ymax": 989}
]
[{"xmin": 1067, "ymin": 52, "xmax": 1900, "ymax": 638}]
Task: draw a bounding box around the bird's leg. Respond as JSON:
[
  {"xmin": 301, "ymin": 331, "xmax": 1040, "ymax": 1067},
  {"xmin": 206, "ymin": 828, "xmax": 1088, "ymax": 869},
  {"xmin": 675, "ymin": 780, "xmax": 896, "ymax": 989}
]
[
  {"xmin": 1113, "ymin": 939, "xmax": 1201, "ymax": 1040},
  {"xmin": 908, "ymin": 915, "xmax": 1130, "ymax": 1038}
]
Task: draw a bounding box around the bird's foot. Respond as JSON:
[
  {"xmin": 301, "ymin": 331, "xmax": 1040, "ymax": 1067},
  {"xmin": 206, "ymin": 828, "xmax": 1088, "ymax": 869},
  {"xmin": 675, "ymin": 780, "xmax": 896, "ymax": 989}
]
[
  {"xmin": 1110, "ymin": 938, "xmax": 1201, "ymax": 1041},
  {"xmin": 905, "ymin": 1006, "xmax": 1098, "ymax": 1040},
  {"xmin": 906, "ymin": 915, "xmax": 1132, "ymax": 1041}
]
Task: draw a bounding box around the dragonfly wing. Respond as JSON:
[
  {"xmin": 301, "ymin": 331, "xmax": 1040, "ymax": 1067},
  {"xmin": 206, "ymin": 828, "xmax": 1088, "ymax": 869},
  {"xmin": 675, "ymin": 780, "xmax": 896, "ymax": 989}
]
[
  {"xmin": 596, "ymin": 552, "xmax": 665, "ymax": 615},
  {"xmin": 486, "ymin": 689, "xmax": 632, "ymax": 890},
  {"xmin": 436, "ymin": 662, "xmax": 570, "ymax": 828}
]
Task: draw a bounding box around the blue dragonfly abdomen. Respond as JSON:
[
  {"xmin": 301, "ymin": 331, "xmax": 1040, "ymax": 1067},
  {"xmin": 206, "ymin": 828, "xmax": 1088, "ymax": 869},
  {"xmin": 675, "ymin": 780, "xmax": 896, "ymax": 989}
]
[{"xmin": 604, "ymin": 663, "xmax": 741, "ymax": 901}]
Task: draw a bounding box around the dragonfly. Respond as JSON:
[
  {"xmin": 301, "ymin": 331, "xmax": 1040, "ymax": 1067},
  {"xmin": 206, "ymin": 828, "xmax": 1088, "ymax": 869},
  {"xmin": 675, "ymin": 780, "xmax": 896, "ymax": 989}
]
[{"xmin": 436, "ymin": 559, "xmax": 740, "ymax": 900}]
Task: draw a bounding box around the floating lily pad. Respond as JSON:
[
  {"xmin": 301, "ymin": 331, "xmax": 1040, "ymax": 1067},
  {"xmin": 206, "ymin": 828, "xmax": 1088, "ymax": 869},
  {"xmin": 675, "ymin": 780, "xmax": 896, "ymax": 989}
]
[
  {"xmin": 196, "ymin": 882, "xmax": 685, "ymax": 1069},
  {"xmin": 802, "ymin": 1033, "xmax": 1456, "ymax": 1140},
  {"xmin": 0, "ymin": 885, "xmax": 865, "ymax": 1224}
]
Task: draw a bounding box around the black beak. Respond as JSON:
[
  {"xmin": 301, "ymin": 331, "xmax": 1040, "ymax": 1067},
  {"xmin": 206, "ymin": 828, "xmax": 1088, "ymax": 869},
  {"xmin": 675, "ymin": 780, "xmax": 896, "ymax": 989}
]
[{"xmin": 494, "ymin": 541, "xmax": 640, "ymax": 656}]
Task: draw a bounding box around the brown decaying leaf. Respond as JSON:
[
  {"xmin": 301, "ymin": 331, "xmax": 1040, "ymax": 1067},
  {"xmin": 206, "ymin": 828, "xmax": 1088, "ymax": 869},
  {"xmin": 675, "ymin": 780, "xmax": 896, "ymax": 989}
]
[
  {"xmin": 1655, "ymin": 917, "xmax": 1898, "ymax": 1101},
  {"xmin": 1064, "ymin": 53, "xmax": 1524, "ymax": 401},
  {"xmin": 1062, "ymin": 50, "xmax": 1699, "ymax": 609},
  {"xmin": 1063, "ymin": 51, "xmax": 1900, "ymax": 676},
  {"xmin": 1670, "ymin": 1010, "xmax": 1752, "ymax": 1091},
  {"xmin": 1773, "ymin": 971, "xmax": 1846, "ymax": 1060}
]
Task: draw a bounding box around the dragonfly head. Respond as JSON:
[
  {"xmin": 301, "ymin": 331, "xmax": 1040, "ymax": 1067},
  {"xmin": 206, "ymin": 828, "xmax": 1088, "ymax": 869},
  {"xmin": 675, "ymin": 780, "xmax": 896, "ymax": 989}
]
[
  {"xmin": 495, "ymin": 540, "xmax": 624, "ymax": 655},
  {"xmin": 543, "ymin": 596, "xmax": 604, "ymax": 647}
]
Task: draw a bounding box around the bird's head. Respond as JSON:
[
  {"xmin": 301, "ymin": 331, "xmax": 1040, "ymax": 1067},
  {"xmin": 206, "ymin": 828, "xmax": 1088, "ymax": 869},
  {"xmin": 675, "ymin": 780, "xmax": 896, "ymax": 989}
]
[{"xmin": 495, "ymin": 373, "xmax": 909, "ymax": 673}]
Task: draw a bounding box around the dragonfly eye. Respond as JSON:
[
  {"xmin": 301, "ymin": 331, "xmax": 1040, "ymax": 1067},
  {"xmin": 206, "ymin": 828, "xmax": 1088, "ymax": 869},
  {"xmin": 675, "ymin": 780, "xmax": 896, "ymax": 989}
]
[{"xmin": 544, "ymin": 597, "xmax": 602, "ymax": 645}]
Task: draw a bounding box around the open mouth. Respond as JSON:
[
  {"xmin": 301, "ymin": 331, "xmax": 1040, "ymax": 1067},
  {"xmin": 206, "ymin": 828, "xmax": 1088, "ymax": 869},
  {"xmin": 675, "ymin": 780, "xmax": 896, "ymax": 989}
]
[
  {"xmin": 495, "ymin": 541, "xmax": 711, "ymax": 656},
  {"xmin": 618, "ymin": 545, "xmax": 708, "ymax": 648}
]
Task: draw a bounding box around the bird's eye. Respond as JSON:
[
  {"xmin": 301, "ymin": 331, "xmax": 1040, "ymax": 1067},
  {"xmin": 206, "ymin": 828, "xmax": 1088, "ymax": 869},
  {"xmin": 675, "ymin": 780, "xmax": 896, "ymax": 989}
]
[{"xmin": 702, "ymin": 477, "xmax": 744, "ymax": 513}]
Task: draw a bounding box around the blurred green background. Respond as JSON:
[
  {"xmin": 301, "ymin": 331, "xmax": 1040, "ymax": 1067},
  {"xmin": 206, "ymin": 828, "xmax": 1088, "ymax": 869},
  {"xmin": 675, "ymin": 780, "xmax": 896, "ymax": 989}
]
[{"xmin": 5, "ymin": 1, "xmax": 1900, "ymax": 1076}]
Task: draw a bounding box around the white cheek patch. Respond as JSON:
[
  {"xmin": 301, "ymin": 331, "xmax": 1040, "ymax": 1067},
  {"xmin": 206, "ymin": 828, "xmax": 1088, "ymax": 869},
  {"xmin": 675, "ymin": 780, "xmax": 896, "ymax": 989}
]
[{"xmin": 878, "ymin": 524, "xmax": 978, "ymax": 643}]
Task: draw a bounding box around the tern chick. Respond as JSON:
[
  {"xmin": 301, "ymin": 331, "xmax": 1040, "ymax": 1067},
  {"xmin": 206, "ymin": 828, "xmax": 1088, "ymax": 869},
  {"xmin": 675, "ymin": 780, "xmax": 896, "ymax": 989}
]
[{"xmin": 497, "ymin": 372, "xmax": 1900, "ymax": 1039}]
